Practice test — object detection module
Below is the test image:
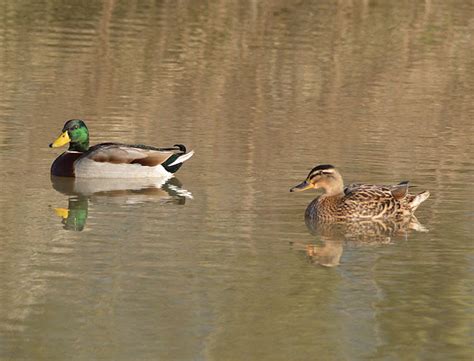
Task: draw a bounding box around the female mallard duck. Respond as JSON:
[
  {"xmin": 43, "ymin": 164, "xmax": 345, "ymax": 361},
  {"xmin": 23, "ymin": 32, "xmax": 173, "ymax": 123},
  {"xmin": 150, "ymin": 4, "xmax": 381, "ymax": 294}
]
[
  {"xmin": 290, "ymin": 164, "xmax": 429, "ymax": 221},
  {"xmin": 49, "ymin": 119, "xmax": 194, "ymax": 178}
]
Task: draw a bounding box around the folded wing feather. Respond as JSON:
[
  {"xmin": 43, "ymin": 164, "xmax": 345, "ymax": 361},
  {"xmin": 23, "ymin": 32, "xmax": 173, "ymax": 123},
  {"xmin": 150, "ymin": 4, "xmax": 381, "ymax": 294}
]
[{"xmin": 86, "ymin": 144, "xmax": 175, "ymax": 167}]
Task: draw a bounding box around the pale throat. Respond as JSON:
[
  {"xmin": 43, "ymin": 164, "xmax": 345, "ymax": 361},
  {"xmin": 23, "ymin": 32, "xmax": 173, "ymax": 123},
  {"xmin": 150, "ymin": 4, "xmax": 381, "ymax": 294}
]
[{"xmin": 321, "ymin": 180, "xmax": 344, "ymax": 196}]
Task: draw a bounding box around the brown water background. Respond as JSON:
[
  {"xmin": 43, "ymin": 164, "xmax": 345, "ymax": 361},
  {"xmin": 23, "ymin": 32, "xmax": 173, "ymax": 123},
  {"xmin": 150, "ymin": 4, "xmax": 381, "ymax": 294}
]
[{"xmin": 0, "ymin": 1, "xmax": 473, "ymax": 360}]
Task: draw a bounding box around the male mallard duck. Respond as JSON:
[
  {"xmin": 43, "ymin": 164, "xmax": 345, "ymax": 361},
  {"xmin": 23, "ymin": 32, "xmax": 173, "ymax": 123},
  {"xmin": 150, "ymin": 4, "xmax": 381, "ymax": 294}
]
[
  {"xmin": 49, "ymin": 119, "xmax": 194, "ymax": 178},
  {"xmin": 290, "ymin": 164, "xmax": 430, "ymax": 221}
]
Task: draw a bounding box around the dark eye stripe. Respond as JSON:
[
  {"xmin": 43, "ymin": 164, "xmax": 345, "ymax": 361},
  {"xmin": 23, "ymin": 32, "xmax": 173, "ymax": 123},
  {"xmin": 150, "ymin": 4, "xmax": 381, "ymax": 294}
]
[{"xmin": 309, "ymin": 171, "xmax": 334, "ymax": 179}]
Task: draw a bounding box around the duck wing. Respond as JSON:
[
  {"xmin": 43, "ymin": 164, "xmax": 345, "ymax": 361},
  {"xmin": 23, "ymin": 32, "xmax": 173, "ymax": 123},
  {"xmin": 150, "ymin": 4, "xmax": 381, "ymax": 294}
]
[
  {"xmin": 344, "ymin": 182, "xmax": 409, "ymax": 200},
  {"xmin": 343, "ymin": 184, "xmax": 393, "ymax": 201},
  {"xmin": 341, "ymin": 184, "xmax": 400, "ymax": 218},
  {"xmin": 83, "ymin": 143, "xmax": 189, "ymax": 168}
]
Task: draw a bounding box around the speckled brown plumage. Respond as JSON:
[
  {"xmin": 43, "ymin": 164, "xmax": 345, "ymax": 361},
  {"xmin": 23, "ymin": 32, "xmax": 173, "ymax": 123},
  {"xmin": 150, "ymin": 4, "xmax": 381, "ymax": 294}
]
[{"xmin": 291, "ymin": 165, "xmax": 430, "ymax": 221}]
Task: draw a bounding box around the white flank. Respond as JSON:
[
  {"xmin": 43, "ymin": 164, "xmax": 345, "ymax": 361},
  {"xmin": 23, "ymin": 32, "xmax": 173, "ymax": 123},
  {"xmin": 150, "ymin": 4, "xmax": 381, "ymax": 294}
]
[
  {"xmin": 74, "ymin": 158, "xmax": 174, "ymax": 179},
  {"xmin": 168, "ymin": 150, "xmax": 195, "ymax": 167}
]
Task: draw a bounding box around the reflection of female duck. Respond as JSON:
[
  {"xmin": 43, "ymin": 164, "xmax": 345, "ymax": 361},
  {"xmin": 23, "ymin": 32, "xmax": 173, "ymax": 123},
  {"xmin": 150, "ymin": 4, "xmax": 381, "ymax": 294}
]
[
  {"xmin": 303, "ymin": 217, "xmax": 428, "ymax": 267},
  {"xmin": 291, "ymin": 164, "xmax": 430, "ymax": 221},
  {"xmin": 306, "ymin": 217, "xmax": 427, "ymax": 243},
  {"xmin": 49, "ymin": 119, "xmax": 194, "ymax": 178}
]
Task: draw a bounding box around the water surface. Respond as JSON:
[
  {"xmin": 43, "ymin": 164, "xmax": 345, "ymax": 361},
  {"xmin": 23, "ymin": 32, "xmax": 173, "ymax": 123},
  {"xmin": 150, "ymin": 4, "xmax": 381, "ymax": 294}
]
[{"xmin": 0, "ymin": 1, "xmax": 473, "ymax": 360}]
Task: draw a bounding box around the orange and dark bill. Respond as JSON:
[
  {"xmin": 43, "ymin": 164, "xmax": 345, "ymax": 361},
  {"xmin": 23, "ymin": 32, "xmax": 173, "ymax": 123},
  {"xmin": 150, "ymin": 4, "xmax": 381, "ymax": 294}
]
[{"xmin": 290, "ymin": 180, "xmax": 313, "ymax": 192}]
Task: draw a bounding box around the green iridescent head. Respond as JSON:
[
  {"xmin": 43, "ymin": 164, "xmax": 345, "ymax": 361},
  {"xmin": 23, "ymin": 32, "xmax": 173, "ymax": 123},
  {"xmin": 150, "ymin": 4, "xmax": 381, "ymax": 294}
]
[{"xmin": 49, "ymin": 119, "xmax": 90, "ymax": 152}]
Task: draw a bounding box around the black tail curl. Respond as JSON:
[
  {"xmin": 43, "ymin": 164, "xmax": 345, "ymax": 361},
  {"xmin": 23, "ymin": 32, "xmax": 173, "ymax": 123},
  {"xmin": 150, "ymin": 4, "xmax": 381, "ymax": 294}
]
[
  {"xmin": 173, "ymin": 144, "xmax": 187, "ymax": 153},
  {"xmin": 153, "ymin": 144, "xmax": 187, "ymax": 153}
]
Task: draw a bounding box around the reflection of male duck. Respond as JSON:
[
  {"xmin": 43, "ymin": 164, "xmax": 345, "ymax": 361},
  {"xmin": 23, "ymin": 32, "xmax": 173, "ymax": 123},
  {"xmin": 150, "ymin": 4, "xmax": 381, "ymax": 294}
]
[
  {"xmin": 55, "ymin": 197, "xmax": 89, "ymax": 232},
  {"xmin": 303, "ymin": 217, "xmax": 428, "ymax": 267},
  {"xmin": 51, "ymin": 177, "xmax": 192, "ymax": 231}
]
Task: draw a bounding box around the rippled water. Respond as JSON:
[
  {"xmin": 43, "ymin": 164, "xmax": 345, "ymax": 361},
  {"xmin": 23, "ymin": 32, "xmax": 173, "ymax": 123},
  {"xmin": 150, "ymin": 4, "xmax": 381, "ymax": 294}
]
[{"xmin": 0, "ymin": 1, "xmax": 473, "ymax": 360}]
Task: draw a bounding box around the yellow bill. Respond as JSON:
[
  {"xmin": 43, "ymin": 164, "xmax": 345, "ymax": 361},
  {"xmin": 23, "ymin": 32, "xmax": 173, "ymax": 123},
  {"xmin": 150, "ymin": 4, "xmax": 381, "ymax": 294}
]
[
  {"xmin": 54, "ymin": 207, "xmax": 69, "ymax": 219},
  {"xmin": 50, "ymin": 131, "xmax": 71, "ymax": 148}
]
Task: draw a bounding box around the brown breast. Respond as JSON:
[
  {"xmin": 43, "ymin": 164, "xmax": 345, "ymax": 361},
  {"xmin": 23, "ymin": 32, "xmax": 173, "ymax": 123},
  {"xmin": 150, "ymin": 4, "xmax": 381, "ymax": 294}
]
[{"xmin": 51, "ymin": 152, "xmax": 83, "ymax": 177}]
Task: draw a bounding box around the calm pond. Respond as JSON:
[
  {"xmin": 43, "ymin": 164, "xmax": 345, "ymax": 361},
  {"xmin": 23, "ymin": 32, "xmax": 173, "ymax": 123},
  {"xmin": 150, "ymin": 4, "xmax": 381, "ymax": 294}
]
[{"xmin": 0, "ymin": 1, "xmax": 472, "ymax": 360}]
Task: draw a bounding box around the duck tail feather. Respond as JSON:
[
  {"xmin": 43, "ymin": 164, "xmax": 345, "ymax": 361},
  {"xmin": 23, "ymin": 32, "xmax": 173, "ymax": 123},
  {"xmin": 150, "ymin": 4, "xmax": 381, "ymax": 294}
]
[
  {"xmin": 168, "ymin": 150, "xmax": 194, "ymax": 167},
  {"xmin": 173, "ymin": 144, "xmax": 187, "ymax": 153},
  {"xmin": 410, "ymin": 191, "xmax": 430, "ymax": 211}
]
